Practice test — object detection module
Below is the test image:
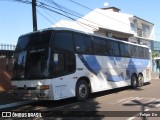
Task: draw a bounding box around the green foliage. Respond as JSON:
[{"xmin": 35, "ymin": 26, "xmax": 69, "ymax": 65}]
[{"xmin": 152, "ymin": 51, "xmax": 160, "ymax": 58}]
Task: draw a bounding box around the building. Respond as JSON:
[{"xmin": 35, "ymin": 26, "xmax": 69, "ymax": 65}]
[
  {"xmin": 151, "ymin": 41, "xmax": 160, "ymax": 73},
  {"xmin": 53, "ymin": 7, "xmax": 155, "ymax": 48}
]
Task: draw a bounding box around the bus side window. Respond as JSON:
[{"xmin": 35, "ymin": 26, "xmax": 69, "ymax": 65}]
[
  {"xmin": 52, "ymin": 52, "xmax": 76, "ymax": 77},
  {"xmin": 53, "ymin": 53, "xmax": 65, "ymax": 74},
  {"xmin": 92, "ymin": 37, "xmax": 106, "ymax": 54},
  {"xmin": 120, "ymin": 43, "xmax": 129, "ymax": 57},
  {"xmin": 74, "ymin": 34, "xmax": 92, "ymax": 54},
  {"xmin": 114, "ymin": 42, "xmax": 120, "ymax": 56},
  {"xmin": 54, "ymin": 32, "xmax": 73, "ymax": 52},
  {"xmin": 130, "ymin": 45, "xmax": 137, "ymax": 58},
  {"xmin": 106, "ymin": 41, "xmax": 114, "ymax": 56},
  {"xmin": 66, "ymin": 53, "xmax": 76, "ymax": 73}
]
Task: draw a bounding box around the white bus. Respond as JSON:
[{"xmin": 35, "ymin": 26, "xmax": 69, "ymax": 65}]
[{"xmin": 11, "ymin": 27, "xmax": 151, "ymax": 101}]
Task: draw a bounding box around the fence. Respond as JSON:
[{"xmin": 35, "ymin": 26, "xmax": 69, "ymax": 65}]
[{"xmin": 0, "ymin": 44, "xmax": 15, "ymax": 58}]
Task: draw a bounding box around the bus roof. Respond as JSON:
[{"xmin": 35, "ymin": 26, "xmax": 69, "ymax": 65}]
[{"xmin": 19, "ymin": 27, "xmax": 149, "ymax": 49}]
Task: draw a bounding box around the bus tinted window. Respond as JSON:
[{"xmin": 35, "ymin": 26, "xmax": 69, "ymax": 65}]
[
  {"xmin": 106, "ymin": 41, "xmax": 113, "ymax": 55},
  {"xmin": 93, "ymin": 37, "xmax": 106, "ymax": 54},
  {"xmin": 52, "ymin": 52, "xmax": 75, "ymax": 77},
  {"xmin": 130, "ymin": 45, "xmax": 138, "ymax": 58},
  {"xmin": 53, "ymin": 53, "xmax": 65, "ymax": 73},
  {"xmin": 114, "ymin": 42, "xmax": 120, "ymax": 56},
  {"xmin": 66, "ymin": 53, "xmax": 76, "ymax": 72},
  {"xmin": 16, "ymin": 30, "xmax": 52, "ymax": 51},
  {"xmin": 145, "ymin": 48, "xmax": 149, "ymax": 59},
  {"xmin": 139, "ymin": 47, "xmax": 145, "ymax": 58},
  {"xmin": 120, "ymin": 43, "xmax": 130, "ymax": 57},
  {"xmin": 75, "ymin": 34, "xmax": 92, "ymax": 53},
  {"xmin": 107, "ymin": 41, "xmax": 120, "ymax": 56},
  {"xmin": 54, "ymin": 32, "xmax": 73, "ymax": 52}
]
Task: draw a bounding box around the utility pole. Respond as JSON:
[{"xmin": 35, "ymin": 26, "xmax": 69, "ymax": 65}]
[{"xmin": 32, "ymin": 0, "xmax": 37, "ymax": 31}]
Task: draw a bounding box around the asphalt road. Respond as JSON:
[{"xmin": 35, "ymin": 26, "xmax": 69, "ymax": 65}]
[{"xmin": 1, "ymin": 78, "xmax": 160, "ymax": 120}]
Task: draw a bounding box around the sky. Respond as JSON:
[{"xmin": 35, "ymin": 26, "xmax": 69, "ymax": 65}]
[{"xmin": 0, "ymin": 0, "xmax": 160, "ymax": 45}]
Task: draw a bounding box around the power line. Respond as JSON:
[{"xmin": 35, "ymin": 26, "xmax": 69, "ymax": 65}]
[
  {"xmin": 64, "ymin": 0, "xmax": 131, "ymax": 26},
  {"xmin": 43, "ymin": 0, "xmax": 98, "ymax": 31},
  {"xmin": 44, "ymin": 0, "xmax": 83, "ymax": 18},
  {"xmin": 39, "ymin": 0, "xmax": 99, "ymax": 29},
  {"xmin": 63, "ymin": 0, "xmax": 160, "ymax": 37},
  {"xmin": 37, "ymin": 8, "xmax": 55, "ymax": 25},
  {"xmin": 2, "ymin": 0, "xmax": 160, "ymax": 37},
  {"xmin": 42, "ymin": 0, "xmax": 112, "ymax": 30},
  {"xmin": 42, "ymin": 9, "xmax": 65, "ymax": 27},
  {"xmin": 2, "ymin": 0, "xmax": 97, "ymax": 29}
]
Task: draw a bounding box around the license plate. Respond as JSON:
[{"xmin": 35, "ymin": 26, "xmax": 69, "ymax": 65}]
[{"xmin": 24, "ymin": 93, "xmax": 31, "ymax": 97}]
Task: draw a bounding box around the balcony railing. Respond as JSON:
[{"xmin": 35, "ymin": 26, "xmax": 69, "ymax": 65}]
[{"xmin": 137, "ymin": 30, "xmax": 150, "ymax": 39}]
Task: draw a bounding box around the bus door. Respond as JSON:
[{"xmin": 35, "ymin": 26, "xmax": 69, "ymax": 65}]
[{"xmin": 51, "ymin": 51, "xmax": 76, "ymax": 99}]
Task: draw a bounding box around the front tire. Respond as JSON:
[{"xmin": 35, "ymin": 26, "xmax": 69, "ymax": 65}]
[{"xmin": 76, "ymin": 80, "xmax": 89, "ymax": 102}]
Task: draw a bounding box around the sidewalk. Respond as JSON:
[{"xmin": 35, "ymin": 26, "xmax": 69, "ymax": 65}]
[{"xmin": 151, "ymin": 71, "xmax": 160, "ymax": 79}]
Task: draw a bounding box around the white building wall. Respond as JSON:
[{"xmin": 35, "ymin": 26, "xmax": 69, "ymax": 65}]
[
  {"xmin": 94, "ymin": 30, "xmax": 107, "ymax": 37},
  {"xmin": 77, "ymin": 9, "xmax": 133, "ymax": 34}
]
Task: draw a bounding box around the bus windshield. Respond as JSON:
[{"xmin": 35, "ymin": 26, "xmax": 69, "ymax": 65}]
[{"xmin": 12, "ymin": 31, "xmax": 52, "ymax": 80}]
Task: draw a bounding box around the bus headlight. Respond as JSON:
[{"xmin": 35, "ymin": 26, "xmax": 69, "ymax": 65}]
[{"xmin": 36, "ymin": 85, "xmax": 49, "ymax": 90}]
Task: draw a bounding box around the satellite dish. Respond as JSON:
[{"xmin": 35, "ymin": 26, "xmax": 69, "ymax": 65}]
[{"xmin": 104, "ymin": 2, "xmax": 109, "ymax": 7}]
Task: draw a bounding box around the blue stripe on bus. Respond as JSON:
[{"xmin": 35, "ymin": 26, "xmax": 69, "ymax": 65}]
[
  {"xmin": 127, "ymin": 58, "xmax": 149, "ymax": 68},
  {"xmin": 78, "ymin": 55, "xmax": 101, "ymax": 75},
  {"xmin": 79, "ymin": 55, "xmax": 149, "ymax": 82}
]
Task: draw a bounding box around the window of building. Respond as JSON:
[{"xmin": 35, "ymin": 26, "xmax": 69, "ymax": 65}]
[{"xmin": 130, "ymin": 23, "xmax": 137, "ymax": 32}]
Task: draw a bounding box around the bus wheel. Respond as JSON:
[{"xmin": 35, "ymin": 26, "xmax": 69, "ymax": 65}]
[
  {"xmin": 138, "ymin": 74, "xmax": 144, "ymax": 87},
  {"xmin": 76, "ymin": 80, "xmax": 89, "ymax": 102},
  {"xmin": 131, "ymin": 74, "xmax": 138, "ymax": 89}
]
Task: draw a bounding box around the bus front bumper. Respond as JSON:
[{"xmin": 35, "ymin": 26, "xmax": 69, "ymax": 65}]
[{"xmin": 10, "ymin": 89, "xmax": 54, "ymax": 100}]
